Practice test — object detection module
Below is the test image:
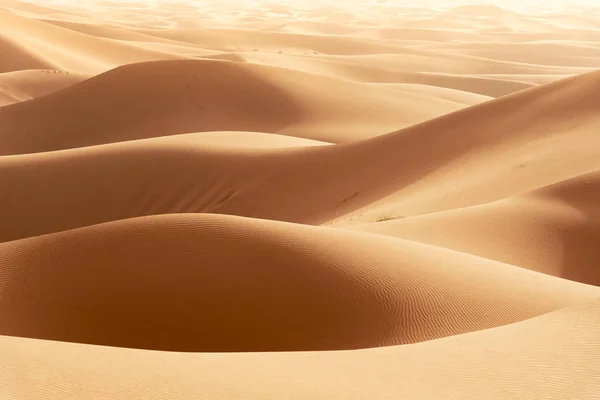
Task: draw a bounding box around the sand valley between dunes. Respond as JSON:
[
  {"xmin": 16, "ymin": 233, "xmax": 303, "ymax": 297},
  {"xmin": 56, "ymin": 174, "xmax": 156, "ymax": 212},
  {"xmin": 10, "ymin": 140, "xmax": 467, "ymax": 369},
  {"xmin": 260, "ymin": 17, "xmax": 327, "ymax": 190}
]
[{"xmin": 1, "ymin": 0, "xmax": 600, "ymax": 398}]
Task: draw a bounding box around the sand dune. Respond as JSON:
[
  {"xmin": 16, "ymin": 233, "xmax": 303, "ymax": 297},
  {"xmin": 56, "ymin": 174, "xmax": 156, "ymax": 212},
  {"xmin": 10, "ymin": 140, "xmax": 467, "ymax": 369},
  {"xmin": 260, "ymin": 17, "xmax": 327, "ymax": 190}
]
[
  {"xmin": 1, "ymin": 297, "xmax": 599, "ymax": 399},
  {"xmin": 0, "ymin": 35, "xmax": 58, "ymax": 73},
  {"xmin": 1, "ymin": 0, "xmax": 599, "ymax": 398},
  {"xmin": 0, "ymin": 60, "xmax": 301, "ymax": 153},
  {"xmin": 331, "ymin": 69, "xmax": 600, "ymax": 222},
  {"xmin": 0, "ymin": 137, "xmax": 361, "ymax": 241},
  {"xmin": 1, "ymin": 213, "xmax": 597, "ymax": 351},
  {"xmin": 0, "ymin": 10, "xmax": 184, "ymax": 73},
  {"xmin": 0, "ymin": 68, "xmax": 87, "ymax": 106},
  {"xmin": 417, "ymin": 42, "xmax": 600, "ymax": 67},
  {"xmin": 240, "ymin": 51, "xmax": 535, "ymax": 96},
  {"xmin": 2, "ymin": 70, "xmax": 600, "ymax": 241},
  {"xmin": 0, "ymin": 58, "xmax": 468, "ymax": 153},
  {"xmin": 348, "ymin": 168, "xmax": 600, "ymax": 285}
]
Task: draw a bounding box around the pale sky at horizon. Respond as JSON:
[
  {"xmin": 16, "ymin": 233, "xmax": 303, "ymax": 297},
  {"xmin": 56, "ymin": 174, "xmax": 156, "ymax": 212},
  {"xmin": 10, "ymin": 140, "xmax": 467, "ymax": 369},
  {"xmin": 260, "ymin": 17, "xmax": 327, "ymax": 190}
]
[{"xmin": 13, "ymin": 0, "xmax": 600, "ymax": 16}]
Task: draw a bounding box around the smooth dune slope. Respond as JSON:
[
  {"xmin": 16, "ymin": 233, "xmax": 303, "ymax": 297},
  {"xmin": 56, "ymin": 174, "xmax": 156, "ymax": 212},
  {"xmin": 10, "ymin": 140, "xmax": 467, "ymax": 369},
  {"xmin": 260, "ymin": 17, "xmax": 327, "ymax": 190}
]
[
  {"xmin": 2, "ymin": 70, "xmax": 600, "ymax": 242},
  {"xmin": 0, "ymin": 58, "xmax": 468, "ymax": 152},
  {"xmin": 349, "ymin": 168, "xmax": 600, "ymax": 285},
  {"xmin": 1, "ymin": 213, "xmax": 597, "ymax": 351},
  {"xmin": 1, "ymin": 297, "xmax": 599, "ymax": 399},
  {"xmin": 0, "ymin": 34, "xmax": 59, "ymax": 73},
  {"xmin": 333, "ymin": 68, "xmax": 600, "ymax": 223},
  {"xmin": 238, "ymin": 51, "xmax": 535, "ymax": 97},
  {"xmin": 0, "ymin": 60, "xmax": 301, "ymax": 153}
]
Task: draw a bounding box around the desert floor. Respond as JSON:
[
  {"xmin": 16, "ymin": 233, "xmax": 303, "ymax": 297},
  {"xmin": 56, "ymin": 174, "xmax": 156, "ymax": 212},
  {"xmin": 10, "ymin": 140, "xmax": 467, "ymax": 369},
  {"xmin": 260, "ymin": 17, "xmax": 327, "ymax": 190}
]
[{"xmin": 1, "ymin": 0, "xmax": 599, "ymax": 398}]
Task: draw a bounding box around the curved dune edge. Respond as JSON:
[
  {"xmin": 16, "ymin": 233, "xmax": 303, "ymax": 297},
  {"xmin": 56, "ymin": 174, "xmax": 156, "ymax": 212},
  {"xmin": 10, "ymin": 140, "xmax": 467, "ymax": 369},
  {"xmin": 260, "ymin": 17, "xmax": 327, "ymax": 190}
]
[
  {"xmin": 162, "ymin": 131, "xmax": 332, "ymax": 148},
  {"xmin": 2, "ymin": 69, "xmax": 599, "ymax": 242},
  {"xmin": 331, "ymin": 68, "xmax": 600, "ymax": 222},
  {"xmin": 0, "ymin": 57, "xmax": 464, "ymax": 154},
  {"xmin": 0, "ymin": 138, "xmax": 352, "ymax": 242},
  {"xmin": 0, "ymin": 59, "xmax": 302, "ymax": 154},
  {"xmin": 239, "ymin": 50, "xmax": 535, "ymax": 97},
  {"xmin": 1, "ymin": 297, "xmax": 599, "ymax": 399},
  {"xmin": 347, "ymin": 168, "xmax": 600, "ymax": 286},
  {"xmin": 0, "ymin": 213, "xmax": 598, "ymax": 352},
  {"xmin": 0, "ymin": 33, "xmax": 58, "ymax": 73}
]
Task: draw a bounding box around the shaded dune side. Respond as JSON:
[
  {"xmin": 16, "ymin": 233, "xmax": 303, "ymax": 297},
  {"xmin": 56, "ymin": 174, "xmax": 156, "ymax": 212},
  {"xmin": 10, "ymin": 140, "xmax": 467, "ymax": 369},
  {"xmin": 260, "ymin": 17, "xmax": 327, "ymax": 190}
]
[
  {"xmin": 0, "ymin": 60, "xmax": 301, "ymax": 154},
  {"xmin": 0, "ymin": 139, "xmax": 363, "ymax": 242},
  {"xmin": 337, "ymin": 67, "xmax": 600, "ymax": 218},
  {"xmin": 350, "ymin": 169, "xmax": 600, "ymax": 286},
  {"xmin": 2, "ymin": 71, "xmax": 600, "ymax": 242},
  {"xmin": 0, "ymin": 58, "xmax": 442, "ymax": 153},
  {"xmin": 0, "ymin": 213, "xmax": 597, "ymax": 352},
  {"xmin": 2, "ymin": 297, "xmax": 599, "ymax": 399}
]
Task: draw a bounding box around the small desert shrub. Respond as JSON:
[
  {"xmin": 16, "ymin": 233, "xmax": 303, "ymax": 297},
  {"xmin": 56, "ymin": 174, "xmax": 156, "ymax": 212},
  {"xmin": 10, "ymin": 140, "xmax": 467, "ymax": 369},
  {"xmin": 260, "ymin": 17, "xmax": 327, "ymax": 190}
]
[{"xmin": 374, "ymin": 213, "xmax": 403, "ymax": 222}]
